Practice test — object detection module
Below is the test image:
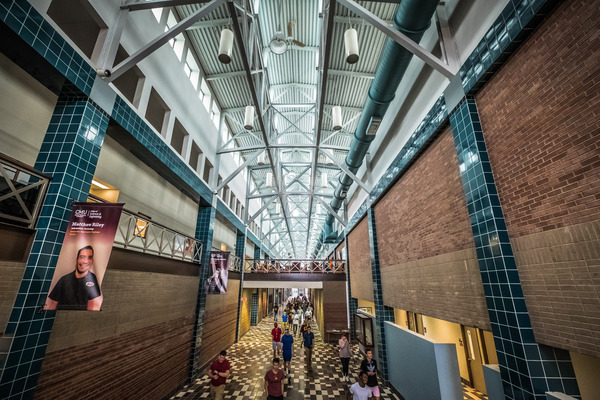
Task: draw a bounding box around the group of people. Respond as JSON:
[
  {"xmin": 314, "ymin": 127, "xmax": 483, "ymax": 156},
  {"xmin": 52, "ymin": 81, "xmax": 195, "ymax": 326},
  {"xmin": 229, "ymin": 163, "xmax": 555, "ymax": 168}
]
[{"xmin": 274, "ymin": 296, "xmax": 314, "ymax": 335}]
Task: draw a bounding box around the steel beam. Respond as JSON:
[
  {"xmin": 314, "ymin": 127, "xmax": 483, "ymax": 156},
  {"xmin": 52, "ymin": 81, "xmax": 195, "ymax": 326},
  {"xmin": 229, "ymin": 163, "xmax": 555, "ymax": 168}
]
[
  {"xmin": 320, "ymin": 149, "xmax": 369, "ymax": 193},
  {"xmin": 248, "ymin": 194, "xmax": 278, "ymax": 224},
  {"xmin": 108, "ymin": 0, "xmax": 225, "ymax": 81},
  {"xmin": 215, "ymin": 149, "xmax": 263, "ymax": 193},
  {"xmin": 337, "ymin": 0, "xmax": 457, "ymax": 79},
  {"xmin": 122, "ymin": 0, "xmax": 214, "ymax": 11}
]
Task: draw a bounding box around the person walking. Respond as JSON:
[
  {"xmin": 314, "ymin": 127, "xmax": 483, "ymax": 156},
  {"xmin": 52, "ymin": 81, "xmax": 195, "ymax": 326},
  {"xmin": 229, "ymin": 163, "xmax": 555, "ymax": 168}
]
[
  {"xmin": 281, "ymin": 312, "xmax": 288, "ymax": 330},
  {"xmin": 208, "ymin": 350, "xmax": 231, "ymax": 400},
  {"xmin": 339, "ymin": 334, "xmax": 352, "ymax": 381},
  {"xmin": 299, "ymin": 321, "xmax": 308, "ymax": 339},
  {"xmin": 360, "ymin": 349, "xmax": 380, "ymax": 400},
  {"xmin": 264, "ymin": 358, "xmax": 285, "ymax": 400},
  {"xmin": 292, "ymin": 311, "xmax": 300, "ymax": 335},
  {"xmin": 271, "ymin": 322, "xmax": 283, "ymax": 358},
  {"xmin": 273, "ymin": 303, "xmax": 279, "ymax": 321},
  {"xmin": 303, "ymin": 325, "xmax": 315, "ymax": 370},
  {"xmin": 281, "ymin": 328, "xmax": 294, "ymax": 378},
  {"xmin": 348, "ymin": 371, "xmax": 371, "ymax": 400}
]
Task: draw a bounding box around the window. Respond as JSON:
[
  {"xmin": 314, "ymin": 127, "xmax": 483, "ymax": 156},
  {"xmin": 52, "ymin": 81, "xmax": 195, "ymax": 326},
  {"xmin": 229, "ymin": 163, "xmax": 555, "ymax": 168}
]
[
  {"xmin": 200, "ymin": 78, "xmax": 211, "ymax": 111},
  {"xmin": 203, "ymin": 159, "xmax": 213, "ymax": 184},
  {"xmin": 185, "ymin": 52, "xmax": 200, "ymax": 89},
  {"xmin": 354, "ymin": 314, "xmax": 374, "ymax": 347},
  {"xmin": 211, "ymin": 103, "xmax": 221, "ymax": 128},
  {"xmin": 152, "ymin": 8, "xmax": 162, "ymax": 23}
]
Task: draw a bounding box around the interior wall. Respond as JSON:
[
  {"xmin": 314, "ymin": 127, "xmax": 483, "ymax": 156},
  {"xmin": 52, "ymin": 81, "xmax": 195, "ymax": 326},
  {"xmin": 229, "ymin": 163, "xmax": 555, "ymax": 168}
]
[
  {"xmin": 238, "ymin": 287, "xmax": 253, "ymax": 338},
  {"xmin": 421, "ymin": 315, "xmax": 469, "ymax": 383},
  {"xmin": 570, "ymin": 351, "xmax": 600, "ymax": 400},
  {"xmin": 0, "ymin": 261, "xmax": 26, "ymax": 334},
  {"xmin": 374, "ymin": 129, "xmax": 490, "ymax": 330},
  {"xmin": 36, "ymin": 250, "xmax": 199, "ymax": 399},
  {"xmin": 95, "ymin": 135, "xmax": 198, "ymax": 236},
  {"xmin": 323, "ymin": 281, "xmax": 348, "ymax": 331},
  {"xmin": 347, "ymin": 217, "xmax": 373, "ymax": 302},
  {"xmin": 212, "ymin": 218, "xmax": 236, "ymax": 252},
  {"xmin": 0, "ymin": 52, "xmax": 57, "ymax": 165},
  {"xmin": 198, "ymin": 278, "xmax": 241, "ymax": 369},
  {"xmin": 475, "ymin": 0, "xmax": 600, "ymax": 359}
]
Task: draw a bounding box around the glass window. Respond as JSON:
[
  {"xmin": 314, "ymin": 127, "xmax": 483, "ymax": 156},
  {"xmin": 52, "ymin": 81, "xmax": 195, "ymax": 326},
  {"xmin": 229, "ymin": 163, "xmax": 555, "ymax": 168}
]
[
  {"xmin": 211, "ymin": 103, "xmax": 221, "ymax": 128},
  {"xmin": 152, "ymin": 8, "xmax": 162, "ymax": 23},
  {"xmin": 185, "ymin": 52, "xmax": 200, "ymax": 89}
]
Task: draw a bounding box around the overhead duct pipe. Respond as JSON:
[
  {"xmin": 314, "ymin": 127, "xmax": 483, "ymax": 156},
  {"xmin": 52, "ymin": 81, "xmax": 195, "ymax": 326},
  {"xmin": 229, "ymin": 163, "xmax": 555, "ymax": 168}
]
[{"xmin": 312, "ymin": 0, "xmax": 440, "ymax": 258}]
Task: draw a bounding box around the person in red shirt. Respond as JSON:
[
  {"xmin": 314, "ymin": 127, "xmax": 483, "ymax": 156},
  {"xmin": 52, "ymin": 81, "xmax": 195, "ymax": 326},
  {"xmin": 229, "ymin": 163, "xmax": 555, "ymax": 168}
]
[
  {"xmin": 271, "ymin": 322, "xmax": 282, "ymax": 358},
  {"xmin": 208, "ymin": 350, "xmax": 231, "ymax": 400},
  {"xmin": 264, "ymin": 357, "xmax": 285, "ymax": 400}
]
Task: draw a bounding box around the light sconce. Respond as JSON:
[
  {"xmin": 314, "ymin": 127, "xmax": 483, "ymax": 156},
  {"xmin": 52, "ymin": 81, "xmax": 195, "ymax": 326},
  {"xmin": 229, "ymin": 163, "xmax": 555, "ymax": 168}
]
[
  {"xmin": 244, "ymin": 105, "xmax": 255, "ymax": 130},
  {"xmin": 344, "ymin": 27, "xmax": 359, "ymax": 64},
  {"xmin": 332, "ymin": 105, "xmax": 342, "ymax": 131},
  {"xmin": 218, "ymin": 29, "xmax": 234, "ymax": 64}
]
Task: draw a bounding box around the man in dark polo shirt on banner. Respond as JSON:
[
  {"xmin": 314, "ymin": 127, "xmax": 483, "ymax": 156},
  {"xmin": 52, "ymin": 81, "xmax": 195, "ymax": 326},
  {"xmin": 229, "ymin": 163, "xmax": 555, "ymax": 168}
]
[
  {"xmin": 208, "ymin": 350, "xmax": 231, "ymax": 400},
  {"xmin": 45, "ymin": 245, "xmax": 102, "ymax": 310}
]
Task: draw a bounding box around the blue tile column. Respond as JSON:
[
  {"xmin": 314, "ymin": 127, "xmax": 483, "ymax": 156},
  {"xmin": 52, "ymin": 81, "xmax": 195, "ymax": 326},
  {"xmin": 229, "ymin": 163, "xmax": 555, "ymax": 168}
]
[
  {"xmin": 189, "ymin": 200, "xmax": 217, "ymax": 380},
  {"xmin": 0, "ymin": 92, "xmax": 109, "ymax": 399},
  {"xmin": 254, "ymin": 245, "xmax": 261, "ymax": 261},
  {"xmin": 234, "ymin": 230, "xmax": 246, "ymax": 341},
  {"xmin": 250, "ymin": 292, "xmax": 259, "ymax": 326},
  {"xmin": 449, "ymin": 98, "xmax": 579, "ymax": 400},
  {"xmin": 366, "ymin": 206, "xmax": 395, "ymax": 381},
  {"xmin": 344, "ymin": 235, "xmax": 358, "ymax": 341}
]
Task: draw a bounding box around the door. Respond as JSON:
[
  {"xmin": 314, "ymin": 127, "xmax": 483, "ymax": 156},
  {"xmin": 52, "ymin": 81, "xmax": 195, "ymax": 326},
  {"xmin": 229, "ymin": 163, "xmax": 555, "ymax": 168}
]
[{"xmin": 463, "ymin": 326, "xmax": 487, "ymax": 394}]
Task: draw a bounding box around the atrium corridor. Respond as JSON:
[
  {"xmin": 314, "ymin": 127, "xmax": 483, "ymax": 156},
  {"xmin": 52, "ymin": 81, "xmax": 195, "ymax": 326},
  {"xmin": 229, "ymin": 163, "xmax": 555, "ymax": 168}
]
[{"xmin": 170, "ymin": 317, "xmax": 487, "ymax": 400}]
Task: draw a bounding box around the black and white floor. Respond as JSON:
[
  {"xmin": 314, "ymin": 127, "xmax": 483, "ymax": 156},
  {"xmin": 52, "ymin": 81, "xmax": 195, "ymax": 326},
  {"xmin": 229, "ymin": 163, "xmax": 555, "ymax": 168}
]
[{"xmin": 171, "ymin": 317, "xmax": 487, "ymax": 399}]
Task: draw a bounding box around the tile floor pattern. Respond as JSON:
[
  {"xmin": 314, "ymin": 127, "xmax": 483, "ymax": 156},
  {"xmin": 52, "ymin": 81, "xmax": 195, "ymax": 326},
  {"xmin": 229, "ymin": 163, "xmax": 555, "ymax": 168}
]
[{"xmin": 172, "ymin": 317, "xmax": 488, "ymax": 400}]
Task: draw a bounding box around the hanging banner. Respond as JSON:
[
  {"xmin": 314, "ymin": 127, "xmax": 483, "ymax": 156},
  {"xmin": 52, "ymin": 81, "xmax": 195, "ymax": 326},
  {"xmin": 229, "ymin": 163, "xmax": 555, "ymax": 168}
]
[
  {"xmin": 44, "ymin": 202, "xmax": 124, "ymax": 310},
  {"xmin": 206, "ymin": 251, "xmax": 229, "ymax": 294}
]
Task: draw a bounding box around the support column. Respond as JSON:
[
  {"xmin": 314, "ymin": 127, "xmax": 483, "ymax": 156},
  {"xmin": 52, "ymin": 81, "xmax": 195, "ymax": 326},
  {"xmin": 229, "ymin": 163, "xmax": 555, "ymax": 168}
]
[
  {"xmin": 449, "ymin": 98, "xmax": 579, "ymax": 399},
  {"xmin": 189, "ymin": 199, "xmax": 217, "ymax": 380},
  {"xmin": 0, "ymin": 92, "xmax": 109, "ymax": 399},
  {"xmin": 253, "ymin": 245, "xmax": 261, "ymax": 260},
  {"xmin": 234, "ymin": 230, "xmax": 246, "ymax": 341},
  {"xmin": 250, "ymin": 291, "xmax": 259, "ymax": 326},
  {"xmin": 366, "ymin": 206, "xmax": 395, "ymax": 381},
  {"xmin": 344, "ymin": 235, "xmax": 358, "ymax": 340}
]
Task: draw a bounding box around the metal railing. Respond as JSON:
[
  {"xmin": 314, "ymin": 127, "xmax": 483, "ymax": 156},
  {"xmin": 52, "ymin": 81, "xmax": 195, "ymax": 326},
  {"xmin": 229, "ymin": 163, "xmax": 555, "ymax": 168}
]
[
  {"xmin": 229, "ymin": 255, "xmax": 242, "ymax": 273},
  {"xmin": 244, "ymin": 259, "xmax": 345, "ymax": 274},
  {"xmin": 0, "ymin": 154, "xmax": 50, "ymax": 228},
  {"xmin": 113, "ymin": 208, "xmax": 203, "ymax": 263}
]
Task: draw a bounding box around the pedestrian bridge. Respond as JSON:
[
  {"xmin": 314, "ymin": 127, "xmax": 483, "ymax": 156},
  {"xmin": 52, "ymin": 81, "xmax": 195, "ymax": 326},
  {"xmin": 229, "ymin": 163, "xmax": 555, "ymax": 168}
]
[{"xmin": 244, "ymin": 259, "xmax": 345, "ymax": 274}]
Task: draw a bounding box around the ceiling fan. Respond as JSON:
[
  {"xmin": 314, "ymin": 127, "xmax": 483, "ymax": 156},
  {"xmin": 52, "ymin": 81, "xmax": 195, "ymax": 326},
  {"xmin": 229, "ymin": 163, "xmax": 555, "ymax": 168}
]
[{"xmin": 269, "ymin": 20, "xmax": 306, "ymax": 55}]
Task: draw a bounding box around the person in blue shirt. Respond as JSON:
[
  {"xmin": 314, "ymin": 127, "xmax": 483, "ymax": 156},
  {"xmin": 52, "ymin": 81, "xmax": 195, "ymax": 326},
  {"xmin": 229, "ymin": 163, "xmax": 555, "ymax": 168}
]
[
  {"xmin": 280, "ymin": 328, "xmax": 294, "ymax": 378},
  {"xmin": 281, "ymin": 312, "xmax": 288, "ymax": 330},
  {"xmin": 303, "ymin": 325, "xmax": 315, "ymax": 370}
]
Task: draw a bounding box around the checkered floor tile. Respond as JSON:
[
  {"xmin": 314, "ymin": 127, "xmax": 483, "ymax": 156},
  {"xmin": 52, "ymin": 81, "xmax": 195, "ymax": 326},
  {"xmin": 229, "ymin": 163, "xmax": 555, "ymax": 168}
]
[{"xmin": 171, "ymin": 317, "xmax": 487, "ymax": 399}]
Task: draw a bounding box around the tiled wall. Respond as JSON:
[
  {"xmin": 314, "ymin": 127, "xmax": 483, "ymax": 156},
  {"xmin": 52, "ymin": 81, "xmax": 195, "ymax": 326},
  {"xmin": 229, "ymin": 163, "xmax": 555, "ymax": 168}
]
[
  {"xmin": 347, "ymin": 217, "xmax": 373, "ymax": 303},
  {"xmin": 374, "ymin": 129, "xmax": 489, "ymax": 330},
  {"xmin": 475, "ymin": 0, "xmax": 600, "ymax": 359},
  {"xmin": 239, "ymin": 288, "xmax": 253, "ymax": 337}
]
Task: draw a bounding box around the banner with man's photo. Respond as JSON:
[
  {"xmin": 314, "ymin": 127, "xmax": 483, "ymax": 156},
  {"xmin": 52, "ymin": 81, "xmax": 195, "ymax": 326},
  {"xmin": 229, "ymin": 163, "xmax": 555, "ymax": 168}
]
[
  {"xmin": 206, "ymin": 251, "xmax": 229, "ymax": 294},
  {"xmin": 44, "ymin": 202, "xmax": 124, "ymax": 311}
]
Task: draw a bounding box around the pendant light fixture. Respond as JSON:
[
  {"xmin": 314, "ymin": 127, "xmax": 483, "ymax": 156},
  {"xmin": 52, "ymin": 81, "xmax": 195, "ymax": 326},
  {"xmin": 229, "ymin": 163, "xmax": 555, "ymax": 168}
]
[
  {"xmin": 218, "ymin": 28, "xmax": 234, "ymax": 64},
  {"xmin": 344, "ymin": 27, "xmax": 359, "ymax": 64},
  {"xmin": 332, "ymin": 106, "xmax": 342, "ymax": 131},
  {"xmin": 266, "ymin": 172, "xmax": 273, "ymax": 187},
  {"xmin": 321, "ymin": 172, "xmax": 328, "ymax": 188},
  {"xmin": 244, "ymin": 105, "xmax": 255, "ymax": 130}
]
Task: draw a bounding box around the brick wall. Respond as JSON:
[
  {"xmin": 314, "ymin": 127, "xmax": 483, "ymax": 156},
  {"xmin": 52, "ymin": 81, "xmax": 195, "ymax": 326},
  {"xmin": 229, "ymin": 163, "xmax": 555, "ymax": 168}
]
[
  {"xmin": 198, "ymin": 279, "xmax": 240, "ymax": 368},
  {"xmin": 36, "ymin": 317, "xmax": 193, "ymax": 399},
  {"xmin": 0, "ymin": 261, "xmax": 25, "ymax": 334},
  {"xmin": 476, "ymin": 0, "xmax": 600, "ymax": 357},
  {"xmin": 348, "ymin": 217, "xmax": 374, "ymax": 302},
  {"xmin": 323, "ymin": 281, "xmax": 348, "ymax": 331},
  {"xmin": 36, "ymin": 254, "xmax": 200, "ymax": 399},
  {"xmin": 374, "ymin": 129, "xmax": 490, "ymax": 329}
]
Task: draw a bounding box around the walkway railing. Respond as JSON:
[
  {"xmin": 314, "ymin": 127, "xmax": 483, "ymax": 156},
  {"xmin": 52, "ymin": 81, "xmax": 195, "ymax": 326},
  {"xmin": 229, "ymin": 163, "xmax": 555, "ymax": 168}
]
[
  {"xmin": 113, "ymin": 208, "xmax": 203, "ymax": 262},
  {"xmin": 229, "ymin": 255, "xmax": 242, "ymax": 272},
  {"xmin": 0, "ymin": 154, "xmax": 50, "ymax": 228},
  {"xmin": 244, "ymin": 259, "xmax": 345, "ymax": 274}
]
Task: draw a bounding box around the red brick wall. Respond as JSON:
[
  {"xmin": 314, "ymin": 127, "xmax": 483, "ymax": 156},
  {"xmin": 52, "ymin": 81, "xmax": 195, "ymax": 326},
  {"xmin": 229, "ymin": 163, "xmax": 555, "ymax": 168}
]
[
  {"xmin": 348, "ymin": 217, "xmax": 374, "ymax": 302},
  {"xmin": 36, "ymin": 317, "xmax": 194, "ymax": 399},
  {"xmin": 198, "ymin": 279, "xmax": 240, "ymax": 368},
  {"xmin": 476, "ymin": 0, "xmax": 600, "ymax": 238},
  {"xmin": 374, "ymin": 130, "xmax": 489, "ymax": 329},
  {"xmin": 476, "ymin": 0, "xmax": 600, "ymax": 356}
]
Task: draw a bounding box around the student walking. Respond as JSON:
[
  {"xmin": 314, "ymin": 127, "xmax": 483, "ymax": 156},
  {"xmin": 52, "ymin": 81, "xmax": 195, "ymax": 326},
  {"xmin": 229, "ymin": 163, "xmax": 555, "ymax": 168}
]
[
  {"xmin": 271, "ymin": 322, "xmax": 282, "ymax": 358},
  {"xmin": 264, "ymin": 358, "xmax": 285, "ymax": 400},
  {"xmin": 292, "ymin": 311, "xmax": 300, "ymax": 334},
  {"xmin": 338, "ymin": 334, "xmax": 352, "ymax": 381},
  {"xmin": 208, "ymin": 350, "xmax": 231, "ymax": 400},
  {"xmin": 348, "ymin": 371, "xmax": 372, "ymax": 400},
  {"xmin": 360, "ymin": 349, "xmax": 380, "ymax": 400},
  {"xmin": 303, "ymin": 325, "xmax": 315, "ymax": 370},
  {"xmin": 281, "ymin": 328, "xmax": 294, "ymax": 378}
]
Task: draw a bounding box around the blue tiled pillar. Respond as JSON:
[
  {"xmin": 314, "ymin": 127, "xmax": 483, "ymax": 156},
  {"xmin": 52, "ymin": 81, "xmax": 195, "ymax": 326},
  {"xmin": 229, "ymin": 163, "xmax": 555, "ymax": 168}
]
[
  {"xmin": 250, "ymin": 292, "xmax": 259, "ymax": 326},
  {"xmin": 254, "ymin": 245, "xmax": 261, "ymax": 260},
  {"xmin": 189, "ymin": 201, "xmax": 217, "ymax": 380},
  {"xmin": 0, "ymin": 93, "xmax": 109, "ymax": 399},
  {"xmin": 449, "ymin": 98, "xmax": 579, "ymax": 400},
  {"xmin": 344, "ymin": 235, "xmax": 358, "ymax": 340},
  {"xmin": 366, "ymin": 206, "xmax": 395, "ymax": 381},
  {"xmin": 234, "ymin": 230, "xmax": 246, "ymax": 341}
]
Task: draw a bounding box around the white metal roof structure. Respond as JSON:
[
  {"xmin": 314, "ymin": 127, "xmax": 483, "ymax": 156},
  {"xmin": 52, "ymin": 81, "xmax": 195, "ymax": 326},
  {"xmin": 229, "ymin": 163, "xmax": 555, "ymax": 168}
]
[{"xmin": 104, "ymin": 0, "xmax": 509, "ymax": 258}]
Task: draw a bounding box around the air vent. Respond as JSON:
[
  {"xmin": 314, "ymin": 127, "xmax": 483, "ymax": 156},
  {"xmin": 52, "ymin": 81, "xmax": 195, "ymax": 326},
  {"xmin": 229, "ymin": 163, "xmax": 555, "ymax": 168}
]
[{"xmin": 366, "ymin": 116, "xmax": 382, "ymax": 136}]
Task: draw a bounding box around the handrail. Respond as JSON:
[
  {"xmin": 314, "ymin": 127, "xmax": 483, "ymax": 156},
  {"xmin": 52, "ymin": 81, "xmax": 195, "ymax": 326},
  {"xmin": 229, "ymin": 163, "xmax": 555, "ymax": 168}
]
[
  {"xmin": 112, "ymin": 208, "xmax": 203, "ymax": 263},
  {"xmin": 0, "ymin": 154, "xmax": 50, "ymax": 229},
  {"xmin": 244, "ymin": 259, "xmax": 345, "ymax": 274},
  {"xmin": 229, "ymin": 254, "xmax": 242, "ymax": 273}
]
